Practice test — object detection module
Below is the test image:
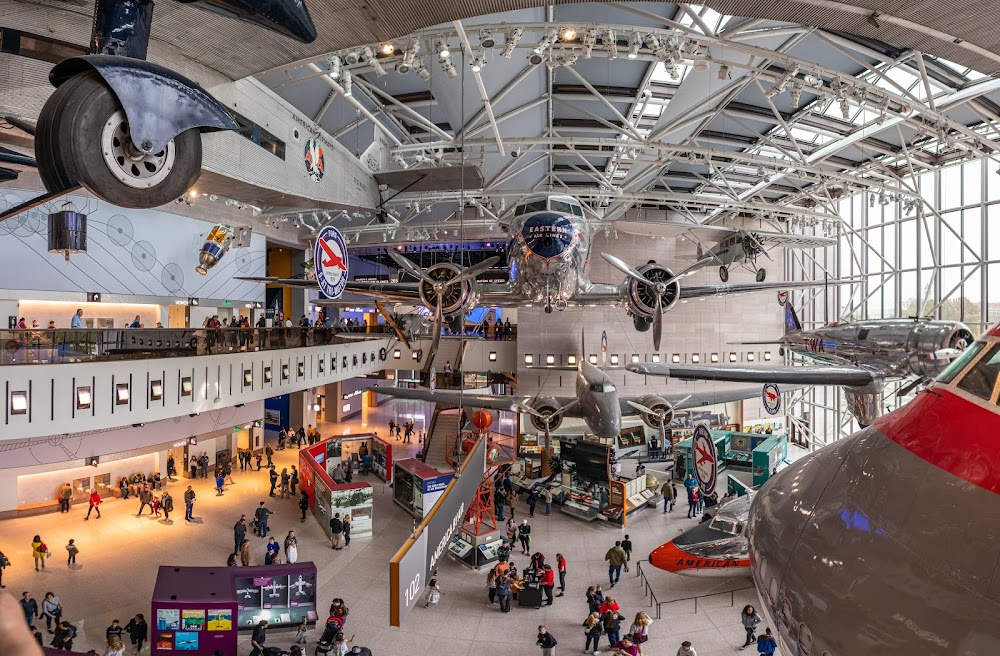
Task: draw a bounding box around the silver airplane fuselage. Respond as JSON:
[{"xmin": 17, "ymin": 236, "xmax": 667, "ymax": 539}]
[{"xmin": 575, "ymin": 360, "xmax": 622, "ymax": 439}]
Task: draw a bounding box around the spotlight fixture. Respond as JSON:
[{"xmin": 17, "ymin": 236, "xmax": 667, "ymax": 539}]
[
  {"xmin": 363, "ymin": 46, "xmax": 387, "ymax": 76},
  {"xmin": 414, "ymin": 57, "xmax": 431, "ymax": 80},
  {"xmin": 328, "ymin": 55, "xmax": 341, "ymax": 79},
  {"xmin": 436, "ymin": 40, "xmax": 450, "ymax": 59},
  {"xmin": 581, "ymin": 28, "xmax": 597, "ymax": 58},
  {"xmin": 627, "ymin": 32, "xmax": 641, "ymax": 59},
  {"xmin": 718, "ymin": 64, "xmax": 731, "ymax": 80},
  {"xmin": 533, "ymin": 28, "xmax": 558, "ymax": 54},
  {"xmin": 440, "ymin": 56, "xmax": 458, "ymax": 78},
  {"xmin": 479, "ymin": 29, "xmax": 495, "ymax": 48},
  {"xmin": 561, "ymin": 27, "xmax": 577, "ymax": 41},
  {"xmin": 397, "ymin": 37, "xmax": 420, "ymax": 74},
  {"xmin": 379, "ymin": 42, "xmax": 395, "ymax": 56},
  {"xmin": 340, "ymin": 69, "xmax": 352, "ymax": 96},
  {"xmin": 596, "ymin": 29, "xmax": 616, "ymax": 61},
  {"xmin": 501, "ymin": 27, "xmax": 522, "ymax": 58},
  {"xmin": 470, "ymin": 53, "xmax": 485, "ymax": 72},
  {"xmin": 528, "ymin": 51, "xmax": 544, "ymax": 65},
  {"xmin": 344, "ymin": 51, "xmax": 360, "ymax": 65},
  {"xmin": 790, "ymin": 82, "xmax": 803, "ymax": 106}
]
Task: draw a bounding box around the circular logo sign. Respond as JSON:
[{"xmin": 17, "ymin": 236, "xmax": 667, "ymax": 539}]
[
  {"xmin": 762, "ymin": 383, "xmax": 781, "ymax": 415},
  {"xmin": 777, "ymin": 290, "xmax": 787, "ymax": 306},
  {"xmin": 315, "ymin": 225, "xmax": 349, "ymax": 299},
  {"xmin": 304, "ymin": 139, "xmax": 325, "ymax": 182},
  {"xmin": 522, "ymin": 212, "xmax": 577, "ymax": 260},
  {"xmin": 692, "ymin": 425, "xmax": 717, "ymax": 495}
]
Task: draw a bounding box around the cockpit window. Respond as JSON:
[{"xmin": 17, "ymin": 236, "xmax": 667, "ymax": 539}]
[
  {"xmin": 956, "ymin": 343, "xmax": 1000, "ymax": 401},
  {"xmin": 709, "ymin": 517, "xmax": 742, "ymax": 535},
  {"xmin": 514, "ymin": 199, "xmax": 547, "ymax": 216},
  {"xmin": 937, "ymin": 341, "xmax": 985, "ymax": 385},
  {"xmin": 571, "ymin": 204, "xmax": 583, "ymax": 217},
  {"xmin": 551, "ymin": 200, "xmax": 572, "ymax": 214},
  {"xmin": 604, "ymin": 383, "xmax": 615, "ymax": 393},
  {"xmin": 589, "ymin": 382, "xmax": 616, "ymax": 393}
]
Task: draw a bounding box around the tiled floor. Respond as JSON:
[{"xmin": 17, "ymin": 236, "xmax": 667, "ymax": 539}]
[{"xmin": 0, "ymin": 399, "xmax": 764, "ymax": 656}]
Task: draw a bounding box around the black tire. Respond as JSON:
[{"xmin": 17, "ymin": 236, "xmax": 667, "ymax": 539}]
[
  {"xmin": 35, "ymin": 72, "xmax": 92, "ymax": 192},
  {"xmin": 633, "ymin": 316, "xmax": 651, "ymax": 332},
  {"xmin": 40, "ymin": 70, "xmax": 202, "ymax": 209},
  {"xmin": 719, "ymin": 266, "xmax": 729, "ymax": 282},
  {"xmin": 756, "ymin": 268, "xmax": 766, "ymax": 282}
]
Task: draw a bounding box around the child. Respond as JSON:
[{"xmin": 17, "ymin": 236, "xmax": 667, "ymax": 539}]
[
  {"xmin": 152, "ymin": 495, "xmax": 162, "ymax": 517},
  {"xmin": 621, "ymin": 534, "xmax": 633, "ymax": 572},
  {"xmin": 424, "ymin": 578, "xmax": 443, "ymax": 608},
  {"xmin": 536, "ymin": 625, "xmax": 558, "ymax": 656},
  {"xmin": 333, "ymin": 632, "xmax": 354, "ymax": 656},
  {"xmin": 65, "ymin": 539, "xmax": 79, "ymax": 567},
  {"xmin": 216, "ymin": 473, "xmax": 225, "ymax": 496},
  {"xmin": 295, "ymin": 619, "xmax": 308, "ymax": 645}
]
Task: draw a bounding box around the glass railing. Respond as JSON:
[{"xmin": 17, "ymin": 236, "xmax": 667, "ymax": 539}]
[{"xmin": 0, "ymin": 326, "xmax": 393, "ymax": 365}]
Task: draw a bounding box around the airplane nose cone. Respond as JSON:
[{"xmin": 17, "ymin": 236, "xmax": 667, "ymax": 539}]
[{"xmin": 648, "ymin": 541, "xmax": 685, "ymax": 572}]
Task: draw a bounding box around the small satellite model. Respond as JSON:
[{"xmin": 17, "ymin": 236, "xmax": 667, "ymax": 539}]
[{"xmin": 196, "ymin": 224, "xmax": 252, "ymax": 275}]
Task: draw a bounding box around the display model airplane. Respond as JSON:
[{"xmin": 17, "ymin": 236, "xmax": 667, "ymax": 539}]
[
  {"xmin": 627, "ymin": 305, "xmax": 973, "ymax": 427},
  {"xmin": 367, "ymin": 354, "xmax": 788, "ymax": 474},
  {"xmin": 238, "ymin": 193, "xmax": 827, "ymax": 361},
  {"xmin": 649, "ymin": 493, "xmax": 752, "ymax": 577},
  {"xmin": 637, "ymin": 221, "xmax": 836, "ymax": 283},
  {"xmin": 747, "ymin": 322, "xmax": 1000, "ymax": 656}
]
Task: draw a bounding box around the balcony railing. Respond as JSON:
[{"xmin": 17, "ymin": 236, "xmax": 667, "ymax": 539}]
[{"xmin": 0, "ymin": 326, "xmax": 392, "ymax": 365}]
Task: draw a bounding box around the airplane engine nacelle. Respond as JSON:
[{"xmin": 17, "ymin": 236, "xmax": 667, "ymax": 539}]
[
  {"xmin": 528, "ymin": 396, "xmax": 564, "ymax": 432},
  {"xmin": 637, "ymin": 395, "xmax": 673, "ymax": 429},
  {"xmin": 907, "ymin": 321, "xmax": 975, "ymax": 379},
  {"xmin": 417, "ymin": 262, "xmax": 480, "ymax": 318},
  {"xmin": 623, "ymin": 263, "xmax": 681, "ymax": 320}
]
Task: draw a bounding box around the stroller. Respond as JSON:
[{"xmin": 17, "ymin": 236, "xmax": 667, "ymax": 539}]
[
  {"xmin": 314, "ymin": 618, "xmax": 345, "ymax": 656},
  {"xmin": 263, "ymin": 648, "xmax": 289, "ymax": 656}
]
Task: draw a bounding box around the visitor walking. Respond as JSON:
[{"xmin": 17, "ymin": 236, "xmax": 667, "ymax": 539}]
[
  {"xmin": 740, "ymin": 605, "xmax": 762, "ymax": 650},
  {"xmin": 299, "ymin": 491, "xmax": 309, "ymax": 522},
  {"xmin": 756, "ymin": 628, "xmax": 777, "ymax": 656},
  {"xmin": 605, "ymin": 541, "xmax": 627, "ymax": 587},
  {"xmin": 65, "ymin": 539, "xmax": 78, "ymax": 567},
  {"xmin": 234, "ymin": 517, "xmax": 247, "ymax": 555},
  {"xmin": 254, "ymin": 502, "xmax": 273, "ymax": 537},
  {"xmin": 330, "ymin": 513, "xmax": 344, "ymax": 550},
  {"xmin": 31, "ymin": 535, "xmax": 47, "ymax": 571},
  {"xmin": 518, "ymin": 519, "xmax": 532, "ymax": 554},
  {"xmin": 583, "ymin": 613, "xmax": 602, "ymax": 655},
  {"xmin": 629, "ymin": 612, "xmax": 653, "ymax": 654},
  {"xmin": 125, "ymin": 614, "xmax": 147, "ymax": 653},
  {"xmin": 343, "ymin": 514, "xmax": 352, "ymax": 548},
  {"xmin": 536, "ymin": 625, "xmax": 557, "ymax": 656},
  {"xmin": 85, "ymin": 490, "xmax": 102, "ymax": 519},
  {"xmin": 555, "ymin": 553, "xmax": 567, "ymax": 597},
  {"xmin": 161, "ymin": 491, "xmax": 173, "ymax": 521}
]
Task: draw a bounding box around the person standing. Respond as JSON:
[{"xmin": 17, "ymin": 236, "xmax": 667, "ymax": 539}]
[
  {"xmin": 31, "ymin": 536, "xmax": 46, "ymax": 571},
  {"xmin": 280, "ymin": 468, "xmax": 290, "ymax": 499},
  {"xmin": 183, "ymin": 486, "xmax": 196, "ymax": 521},
  {"xmin": 329, "ymin": 513, "xmax": 344, "ymax": 550},
  {"xmin": 265, "ymin": 444, "xmax": 274, "ymax": 468},
  {"xmin": 234, "ymin": 517, "xmax": 247, "ymax": 555},
  {"xmin": 343, "ymin": 514, "xmax": 352, "ymax": 548},
  {"xmin": 496, "ymin": 573, "xmax": 512, "ymax": 613},
  {"xmin": 527, "ymin": 488, "xmax": 538, "ymax": 517},
  {"xmin": 65, "ymin": 539, "xmax": 78, "ymax": 567},
  {"xmin": 583, "ymin": 613, "xmax": 602, "ymax": 656},
  {"xmin": 52, "ymin": 620, "xmax": 77, "ymax": 650},
  {"xmin": 0, "ymin": 549, "xmax": 9, "ymax": 588},
  {"xmin": 677, "ymin": 640, "xmax": 697, "ymax": 656},
  {"xmin": 555, "ymin": 553, "xmax": 567, "ymax": 597},
  {"xmin": 85, "ymin": 490, "xmax": 101, "ymax": 519},
  {"xmin": 240, "ymin": 540, "xmax": 251, "ymax": 566},
  {"xmin": 255, "ymin": 502, "xmax": 273, "ymax": 537},
  {"xmin": 621, "ymin": 535, "xmax": 633, "ymax": 572},
  {"xmin": 423, "ymin": 577, "xmax": 443, "ymax": 608},
  {"xmin": 40, "ymin": 592, "xmax": 61, "ymax": 632},
  {"xmin": 137, "ymin": 485, "xmax": 153, "ymax": 516},
  {"xmin": 629, "ymin": 612, "xmax": 653, "ymax": 655},
  {"xmin": 125, "ymin": 614, "xmax": 147, "ymax": 653},
  {"xmin": 605, "ymin": 541, "xmax": 627, "ymax": 588},
  {"xmin": 536, "ymin": 625, "xmax": 557, "ymax": 656},
  {"xmin": 284, "ymin": 531, "xmax": 299, "ymax": 564},
  {"xmin": 494, "ymin": 486, "xmax": 505, "ymax": 522},
  {"xmin": 264, "ymin": 537, "xmax": 280, "ymax": 564},
  {"xmin": 215, "ymin": 472, "xmax": 225, "ymax": 496},
  {"xmin": 166, "ymin": 452, "xmax": 176, "ymax": 479},
  {"xmin": 249, "ymin": 620, "xmax": 268, "ymax": 656},
  {"xmin": 540, "ymin": 564, "xmax": 556, "ymax": 606},
  {"xmin": 58, "ymin": 482, "xmax": 72, "ymax": 513},
  {"xmin": 161, "ymin": 490, "xmax": 173, "ymax": 521},
  {"xmin": 105, "ymin": 619, "xmax": 123, "ymax": 642},
  {"xmin": 20, "ymin": 592, "xmax": 38, "ymax": 628},
  {"xmin": 740, "ymin": 605, "xmax": 762, "ymax": 650},
  {"xmin": 268, "ymin": 466, "xmax": 278, "ymax": 497},
  {"xmin": 70, "ymin": 309, "xmax": 84, "ymax": 329},
  {"xmin": 603, "ymin": 610, "xmax": 623, "ymax": 648},
  {"xmin": 299, "ymin": 491, "xmax": 309, "ymax": 522},
  {"xmin": 662, "ymin": 479, "xmax": 676, "ymax": 513},
  {"xmin": 189, "ymin": 456, "xmax": 198, "ymax": 480},
  {"xmin": 543, "ymin": 486, "xmax": 554, "ymax": 516},
  {"xmin": 290, "ymin": 466, "xmax": 299, "ymax": 495},
  {"xmin": 105, "ymin": 634, "xmax": 125, "ymax": 656},
  {"xmin": 756, "ymin": 628, "xmax": 777, "ymax": 656}
]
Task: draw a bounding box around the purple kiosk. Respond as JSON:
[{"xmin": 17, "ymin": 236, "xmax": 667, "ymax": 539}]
[{"xmin": 151, "ymin": 563, "xmax": 318, "ymax": 656}]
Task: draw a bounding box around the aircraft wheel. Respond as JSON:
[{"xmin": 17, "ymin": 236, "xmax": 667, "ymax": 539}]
[
  {"xmin": 719, "ymin": 266, "xmax": 729, "ymax": 282},
  {"xmin": 544, "ymin": 305, "xmax": 553, "ymax": 314},
  {"xmin": 36, "ymin": 71, "xmax": 202, "ymax": 208},
  {"xmin": 756, "ymin": 268, "xmax": 766, "ymax": 282}
]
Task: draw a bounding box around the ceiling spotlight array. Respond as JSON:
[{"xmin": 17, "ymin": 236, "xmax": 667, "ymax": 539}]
[
  {"xmin": 605, "ymin": 29, "xmax": 618, "ymax": 60},
  {"xmin": 534, "ymin": 28, "xmax": 558, "ymax": 54},
  {"xmin": 581, "ymin": 28, "xmax": 597, "ymax": 58},
  {"xmin": 363, "ymin": 46, "xmax": 386, "ymax": 77},
  {"xmin": 627, "ymin": 32, "xmax": 641, "ymax": 59},
  {"xmin": 764, "ymin": 65, "xmax": 800, "ymax": 98},
  {"xmin": 340, "ymin": 69, "xmax": 352, "ymax": 96},
  {"xmin": 396, "ymin": 37, "xmax": 420, "ymax": 74},
  {"xmin": 479, "ymin": 29, "xmax": 495, "ymax": 49},
  {"xmin": 501, "ymin": 27, "xmax": 522, "ymax": 58},
  {"xmin": 470, "ymin": 52, "xmax": 486, "ymax": 72}
]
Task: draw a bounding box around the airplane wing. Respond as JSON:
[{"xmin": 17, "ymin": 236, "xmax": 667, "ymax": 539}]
[
  {"xmin": 363, "ymin": 385, "xmax": 579, "ymax": 415},
  {"xmin": 619, "ymin": 384, "xmax": 800, "ymax": 416},
  {"xmin": 236, "ymin": 276, "xmax": 422, "ymax": 301},
  {"xmin": 678, "ymin": 278, "xmax": 828, "ymax": 299},
  {"xmin": 627, "ymin": 362, "xmax": 874, "ymax": 387},
  {"xmin": 754, "ymin": 231, "xmax": 837, "ymax": 249}
]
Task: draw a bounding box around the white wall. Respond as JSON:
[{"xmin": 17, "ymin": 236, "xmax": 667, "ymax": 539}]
[{"xmin": 1, "ymin": 338, "xmax": 390, "ymax": 440}]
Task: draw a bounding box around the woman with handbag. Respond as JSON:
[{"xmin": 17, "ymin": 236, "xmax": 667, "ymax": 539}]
[
  {"xmin": 628, "ymin": 612, "xmax": 653, "ymax": 654},
  {"xmin": 40, "ymin": 592, "xmax": 61, "ymax": 633},
  {"xmin": 31, "ymin": 536, "xmax": 47, "ymax": 571}
]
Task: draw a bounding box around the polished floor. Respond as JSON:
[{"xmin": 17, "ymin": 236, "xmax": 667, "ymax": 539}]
[{"xmin": 0, "ymin": 400, "xmax": 763, "ymax": 656}]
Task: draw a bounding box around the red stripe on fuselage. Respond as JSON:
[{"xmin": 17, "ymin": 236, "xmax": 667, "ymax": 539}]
[{"xmin": 874, "ymin": 387, "xmax": 1000, "ymax": 495}]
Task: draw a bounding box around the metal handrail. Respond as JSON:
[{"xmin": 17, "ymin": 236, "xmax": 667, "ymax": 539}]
[{"xmin": 635, "ymin": 561, "xmax": 754, "ymax": 618}]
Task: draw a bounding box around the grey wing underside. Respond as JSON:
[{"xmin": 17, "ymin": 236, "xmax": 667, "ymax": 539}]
[
  {"xmin": 619, "ymin": 384, "xmax": 804, "ymax": 416},
  {"xmin": 363, "ymin": 386, "xmax": 580, "ymax": 416},
  {"xmin": 627, "ymin": 363, "xmax": 874, "ymax": 387}
]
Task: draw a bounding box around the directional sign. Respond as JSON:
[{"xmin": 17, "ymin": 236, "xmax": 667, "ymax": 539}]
[
  {"xmin": 692, "ymin": 425, "xmax": 717, "ymax": 496},
  {"xmin": 315, "ymin": 225, "xmax": 349, "ymax": 299}
]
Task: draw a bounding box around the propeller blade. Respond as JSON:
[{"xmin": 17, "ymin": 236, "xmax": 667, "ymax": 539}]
[
  {"xmin": 600, "ymin": 252, "xmax": 650, "ymax": 286},
  {"xmin": 425, "ymin": 295, "xmax": 444, "ymax": 369},
  {"xmin": 387, "ymin": 250, "xmax": 434, "ymax": 285},
  {"xmin": 452, "ymin": 256, "xmax": 501, "ymax": 284},
  {"xmin": 627, "ymin": 400, "xmax": 657, "ymax": 415},
  {"xmin": 514, "ymin": 402, "xmax": 544, "ymax": 418},
  {"xmin": 896, "ymin": 377, "xmax": 925, "ymax": 397},
  {"xmin": 551, "ymin": 400, "xmax": 579, "ymax": 418},
  {"xmin": 652, "ymin": 292, "xmax": 663, "ymax": 351}
]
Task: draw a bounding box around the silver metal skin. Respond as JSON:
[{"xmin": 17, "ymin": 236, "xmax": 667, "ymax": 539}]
[{"xmin": 574, "ymin": 360, "xmax": 622, "ymax": 438}]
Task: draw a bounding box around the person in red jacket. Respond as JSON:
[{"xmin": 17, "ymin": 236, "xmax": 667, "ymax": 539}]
[
  {"xmin": 85, "ymin": 491, "xmax": 101, "ymax": 519},
  {"xmin": 540, "ymin": 564, "xmax": 556, "ymax": 606},
  {"xmin": 556, "ymin": 553, "xmax": 567, "ymax": 597}
]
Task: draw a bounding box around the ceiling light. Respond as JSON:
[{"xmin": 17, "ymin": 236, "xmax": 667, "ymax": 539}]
[
  {"xmin": 363, "ymin": 46, "xmax": 386, "ymax": 76},
  {"xmin": 414, "ymin": 57, "xmax": 431, "ymax": 80},
  {"xmin": 436, "ymin": 40, "xmax": 451, "ymax": 59},
  {"xmin": 344, "ymin": 51, "xmax": 360, "ymax": 65},
  {"xmin": 581, "ymin": 28, "xmax": 597, "ymax": 58},
  {"xmin": 718, "ymin": 64, "xmax": 731, "ymax": 80},
  {"xmin": 803, "ymin": 71, "xmax": 823, "ymax": 88},
  {"xmin": 534, "ymin": 28, "xmax": 558, "ymax": 54},
  {"xmin": 470, "ymin": 53, "xmax": 485, "ymax": 72},
  {"xmin": 561, "ymin": 27, "xmax": 577, "ymax": 41},
  {"xmin": 627, "ymin": 32, "xmax": 640, "ymax": 59},
  {"xmin": 396, "ymin": 37, "xmax": 420, "ymax": 74},
  {"xmin": 340, "ymin": 69, "xmax": 352, "ymax": 96},
  {"xmin": 479, "ymin": 29, "xmax": 495, "ymax": 48},
  {"xmin": 643, "ymin": 33, "xmax": 661, "ymax": 50},
  {"xmin": 790, "ymin": 82, "xmax": 803, "ymax": 106},
  {"xmin": 379, "ymin": 42, "xmax": 395, "ymax": 56},
  {"xmin": 328, "ymin": 55, "xmax": 341, "ymax": 79},
  {"xmin": 692, "ymin": 59, "xmax": 709, "ymax": 73},
  {"xmin": 502, "ymin": 27, "xmax": 522, "ymax": 58},
  {"xmin": 440, "ymin": 57, "xmax": 458, "ymax": 78},
  {"xmin": 605, "ymin": 30, "xmax": 618, "ymax": 60}
]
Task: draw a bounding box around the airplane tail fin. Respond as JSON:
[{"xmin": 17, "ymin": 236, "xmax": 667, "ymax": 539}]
[
  {"xmin": 696, "ymin": 242, "xmax": 704, "ymax": 260},
  {"xmin": 785, "ymin": 305, "xmax": 802, "ymax": 334}
]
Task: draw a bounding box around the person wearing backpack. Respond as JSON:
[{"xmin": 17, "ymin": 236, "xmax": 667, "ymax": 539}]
[
  {"xmin": 603, "ymin": 609, "xmax": 624, "ymax": 647},
  {"xmin": 496, "ymin": 575, "xmax": 512, "ymax": 612},
  {"xmin": 161, "ymin": 491, "xmax": 173, "ymax": 521},
  {"xmin": 583, "ymin": 612, "xmax": 602, "ymax": 655},
  {"xmin": 0, "ymin": 549, "xmax": 9, "ymax": 588},
  {"xmin": 536, "ymin": 625, "xmax": 558, "ymax": 656},
  {"xmin": 52, "ymin": 620, "xmax": 77, "ymax": 650},
  {"xmin": 756, "ymin": 628, "xmax": 777, "ymax": 656}
]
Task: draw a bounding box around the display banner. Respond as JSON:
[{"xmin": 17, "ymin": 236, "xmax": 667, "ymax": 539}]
[{"xmin": 388, "ymin": 434, "xmax": 486, "ymax": 626}]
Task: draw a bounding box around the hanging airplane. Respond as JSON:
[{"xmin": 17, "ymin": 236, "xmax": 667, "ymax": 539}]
[
  {"xmin": 627, "ymin": 221, "xmax": 836, "ymax": 283},
  {"xmin": 238, "ymin": 193, "xmax": 831, "ymax": 362},
  {"xmin": 649, "ymin": 493, "xmax": 752, "ymax": 577},
  {"xmin": 747, "ymin": 321, "xmax": 1000, "ymax": 656},
  {"xmin": 366, "ymin": 354, "xmax": 795, "ymax": 474},
  {"xmin": 626, "ymin": 305, "xmax": 973, "ymax": 426}
]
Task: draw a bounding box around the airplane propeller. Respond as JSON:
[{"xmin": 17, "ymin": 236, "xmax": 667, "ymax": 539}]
[
  {"xmin": 627, "ymin": 396, "xmax": 690, "ymax": 451},
  {"xmin": 741, "ymin": 231, "xmax": 773, "ymax": 262},
  {"xmin": 601, "ymin": 252, "xmax": 670, "ymax": 351},
  {"xmin": 388, "ymin": 250, "xmax": 499, "ymax": 368},
  {"xmin": 516, "ymin": 399, "xmax": 578, "ymax": 476}
]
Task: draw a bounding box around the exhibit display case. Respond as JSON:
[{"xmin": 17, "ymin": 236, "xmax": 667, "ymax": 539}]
[{"xmin": 392, "ymin": 458, "xmax": 453, "ymax": 519}]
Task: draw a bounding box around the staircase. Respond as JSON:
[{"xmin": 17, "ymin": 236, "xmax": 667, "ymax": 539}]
[
  {"xmin": 422, "ymin": 336, "xmax": 469, "ymax": 373},
  {"xmin": 422, "ymin": 407, "xmax": 463, "ymax": 471}
]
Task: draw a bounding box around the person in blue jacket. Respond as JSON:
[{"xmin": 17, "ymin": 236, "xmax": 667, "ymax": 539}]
[{"xmin": 756, "ymin": 628, "xmax": 777, "ymax": 656}]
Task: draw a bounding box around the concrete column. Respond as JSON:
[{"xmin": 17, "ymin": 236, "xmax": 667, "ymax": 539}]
[
  {"xmin": 290, "ymin": 249, "xmax": 308, "ymax": 322},
  {"xmin": 288, "ymin": 389, "xmax": 318, "ymax": 432}
]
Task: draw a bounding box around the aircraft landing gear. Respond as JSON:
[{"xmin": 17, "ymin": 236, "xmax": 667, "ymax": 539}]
[
  {"xmin": 554, "ymin": 298, "xmax": 568, "ymax": 311},
  {"xmin": 36, "ymin": 72, "xmax": 203, "ymax": 208},
  {"xmin": 633, "ymin": 316, "xmax": 651, "ymax": 332},
  {"xmin": 544, "ymin": 304, "xmax": 553, "ymax": 314},
  {"xmin": 719, "ymin": 266, "xmax": 729, "ymax": 282},
  {"xmin": 756, "ymin": 268, "xmax": 767, "ymax": 282}
]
